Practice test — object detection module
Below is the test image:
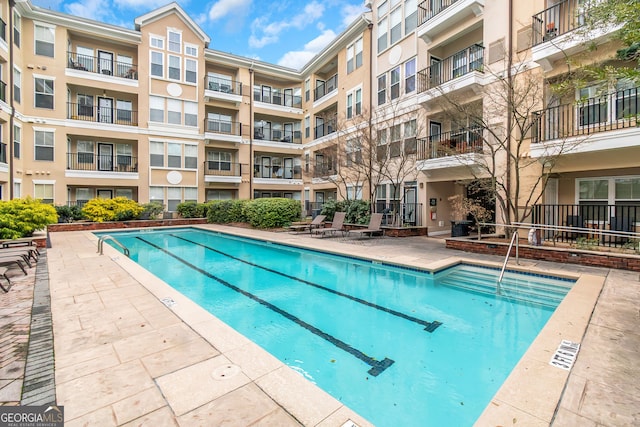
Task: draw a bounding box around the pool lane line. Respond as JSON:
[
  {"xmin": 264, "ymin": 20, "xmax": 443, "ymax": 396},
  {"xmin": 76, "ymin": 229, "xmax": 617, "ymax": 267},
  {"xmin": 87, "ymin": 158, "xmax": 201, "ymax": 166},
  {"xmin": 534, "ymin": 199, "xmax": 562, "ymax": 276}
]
[
  {"xmin": 136, "ymin": 236, "xmax": 395, "ymax": 377},
  {"xmin": 172, "ymin": 233, "xmax": 442, "ymax": 333}
]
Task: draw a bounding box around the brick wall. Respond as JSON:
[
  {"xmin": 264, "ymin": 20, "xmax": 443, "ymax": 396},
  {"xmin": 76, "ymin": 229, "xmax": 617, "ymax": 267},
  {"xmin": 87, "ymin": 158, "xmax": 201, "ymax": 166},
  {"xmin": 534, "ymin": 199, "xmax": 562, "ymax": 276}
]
[
  {"xmin": 48, "ymin": 218, "xmax": 208, "ymax": 233},
  {"xmin": 446, "ymin": 239, "xmax": 640, "ymax": 272}
]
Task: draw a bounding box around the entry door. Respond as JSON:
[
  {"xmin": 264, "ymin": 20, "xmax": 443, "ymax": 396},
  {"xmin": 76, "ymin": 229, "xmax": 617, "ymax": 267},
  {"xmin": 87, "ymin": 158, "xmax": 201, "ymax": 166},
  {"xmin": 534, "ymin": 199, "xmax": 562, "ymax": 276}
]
[
  {"xmin": 98, "ymin": 51, "xmax": 113, "ymax": 75},
  {"xmin": 98, "ymin": 97, "xmax": 113, "ymax": 123},
  {"xmin": 429, "ymin": 57, "xmax": 442, "ymax": 87},
  {"xmin": 98, "ymin": 143, "xmax": 113, "ymax": 171},
  {"xmin": 404, "ymin": 185, "xmax": 417, "ymax": 225},
  {"xmin": 97, "ymin": 189, "xmax": 113, "ymax": 199},
  {"xmin": 429, "ymin": 121, "xmax": 442, "ymax": 157},
  {"xmin": 261, "ymin": 157, "xmax": 271, "ymax": 178}
]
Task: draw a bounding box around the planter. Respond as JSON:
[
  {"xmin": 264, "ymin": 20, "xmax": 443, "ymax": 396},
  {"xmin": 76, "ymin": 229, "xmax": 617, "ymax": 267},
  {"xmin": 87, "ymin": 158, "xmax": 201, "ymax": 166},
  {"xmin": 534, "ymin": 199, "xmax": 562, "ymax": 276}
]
[{"xmin": 451, "ymin": 220, "xmax": 472, "ymax": 237}]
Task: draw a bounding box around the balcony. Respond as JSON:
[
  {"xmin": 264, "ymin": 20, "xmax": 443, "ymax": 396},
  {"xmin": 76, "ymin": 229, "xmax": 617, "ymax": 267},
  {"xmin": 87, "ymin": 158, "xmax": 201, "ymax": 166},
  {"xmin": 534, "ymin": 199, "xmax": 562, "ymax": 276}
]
[
  {"xmin": 417, "ymin": 0, "xmax": 484, "ymax": 44},
  {"xmin": 67, "ymin": 52, "xmax": 138, "ymax": 80},
  {"xmin": 314, "ymin": 120, "xmax": 337, "ymax": 139},
  {"xmin": 253, "ymin": 87, "xmax": 303, "ymax": 111},
  {"xmin": 253, "ymin": 164, "xmax": 302, "ymax": 181},
  {"xmin": 313, "ymin": 161, "xmax": 336, "ymax": 178},
  {"xmin": 66, "ymin": 153, "xmax": 138, "ymax": 173},
  {"xmin": 531, "ymin": 0, "xmax": 618, "ymax": 71},
  {"xmin": 204, "ymin": 161, "xmax": 242, "ymax": 184},
  {"xmin": 67, "ymin": 102, "xmax": 138, "ymax": 126},
  {"xmin": 204, "ymin": 76, "xmax": 242, "ymax": 104},
  {"xmin": 416, "ymin": 127, "xmax": 483, "ymax": 171},
  {"xmin": 530, "ymin": 86, "xmax": 640, "ymax": 156},
  {"xmin": 204, "ymin": 118, "xmax": 242, "ymax": 144},
  {"xmin": 314, "ymin": 74, "xmax": 338, "ymax": 103},
  {"xmin": 0, "ymin": 81, "xmax": 6, "ymax": 103},
  {"xmin": 417, "ymin": 45, "xmax": 484, "ymax": 104},
  {"xmin": 254, "ymin": 125, "xmax": 302, "ymax": 144}
]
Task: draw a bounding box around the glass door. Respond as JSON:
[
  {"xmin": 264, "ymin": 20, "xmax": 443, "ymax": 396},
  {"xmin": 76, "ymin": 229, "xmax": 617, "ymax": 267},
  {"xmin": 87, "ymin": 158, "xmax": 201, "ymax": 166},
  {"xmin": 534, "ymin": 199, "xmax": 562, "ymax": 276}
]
[
  {"xmin": 98, "ymin": 50, "xmax": 113, "ymax": 75},
  {"xmin": 98, "ymin": 143, "xmax": 113, "ymax": 171},
  {"xmin": 98, "ymin": 97, "xmax": 113, "ymax": 123}
]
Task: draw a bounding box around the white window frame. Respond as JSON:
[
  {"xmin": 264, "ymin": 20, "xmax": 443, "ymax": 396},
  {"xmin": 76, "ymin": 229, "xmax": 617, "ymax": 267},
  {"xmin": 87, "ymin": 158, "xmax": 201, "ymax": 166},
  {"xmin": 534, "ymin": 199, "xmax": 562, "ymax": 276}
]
[
  {"xmin": 405, "ymin": 57, "xmax": 416, "ymax": 94},
  {"xmin": 150, "ymin": 142, "xmax": 164, "ymax": 167},
  {"xmin": 184, "ymin": 101, "xmax": 198, "ymax": 127},
  {"xmin": 151, "ymin": 51, "xmax": 164, "ymax": 78},
  {"xmin": 167, "ymin": 99, "xmax": 182, "ymax": 125},
  {"xmin": 168, "ymin": 54, "xmax": 181, "ymax": 81},
  {"xmin": 34, "ymin": 76, "xmax": 54, "ymax": 109},
  {"xmin": 185, "ymin": 44, "xmax": 198, "ymax": 57},
  {"xmin": 168, "ymin": 29, "xmax": 182, "ymax": 53},
  {"xmin": 34, "ymin": 181, "xmax": 55, "ymax": 204},
  {"xmin": 149, "ymin": 96, "xmax": 165, "ymax": 123},
  {"xmin": 13, "ymin": 66, "xmax": 21, "ymax": 104},
  {"xmin": 34, "ymin": 128, "xmax": 55, "ymax": 161},
  {"xmin": 150, "ymin": 34, "xmax": 164, "ymax": 49},
  {"xmin": 185, "ymin": 58, "xmax": 197, "ymax": 84},
  {"xmin": 34, "ymin": 22, "xmax": 55, "ymax": 57}
]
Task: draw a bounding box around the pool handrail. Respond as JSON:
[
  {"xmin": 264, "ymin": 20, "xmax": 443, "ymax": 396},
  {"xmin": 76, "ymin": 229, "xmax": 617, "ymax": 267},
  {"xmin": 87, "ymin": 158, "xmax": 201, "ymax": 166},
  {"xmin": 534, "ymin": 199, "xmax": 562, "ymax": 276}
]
[
  {"xmin": 97, "ymin": 235, "xmax": 130, "ymax": 257},
  {"xmin": 498, "ymin": 231, "xmax": 519, "ymax": 287}
]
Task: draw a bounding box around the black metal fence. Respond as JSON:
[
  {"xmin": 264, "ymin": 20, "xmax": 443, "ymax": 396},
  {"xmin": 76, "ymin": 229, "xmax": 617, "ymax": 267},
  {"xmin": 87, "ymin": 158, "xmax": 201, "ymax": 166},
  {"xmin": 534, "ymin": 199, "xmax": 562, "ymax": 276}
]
[
  {"xmin": 205, "ymin": 118, "xmax": 242, "ymax": 136},
  {"xmin": 532, "ymin": 0, "xmax": 585, "ymax": 46},
  {"xmin": 417, "ymin": 0, "xmax": 460, "ymax": 26},
  {"xmin": 67, "ymin": 51, "xmax": 138, "ymax": 79},
  {"xmin": 417, "ymin": 44, "xmax": 484, "ymax": 92},
  {"xmin": 204, "ymin": 161, "xmax": 242, "ymax": 176},
  {"xmin": 67, "ymin": 153, "xmax": 138, "ymax": 172},
  {"xmin": 67, "ymin": 102, "xmax": 138, "ymax": 126},
  {"xmin": 374, "ymin": 202, "xmax": 424, "ymax": 227},
  {"xmin": 532, "ymin": 204, "xmax": 639, "ymax": 247},
  {"xmin": 416, "ymin": 127, "xmax": 483, "ymax": 160},
  {"xmin": 314, "ymin": 74, "xmax": 338, "ymax": 101},
  {"xmin": 205, "ymin": 75, "xmax": 242, "ymax": 95}
]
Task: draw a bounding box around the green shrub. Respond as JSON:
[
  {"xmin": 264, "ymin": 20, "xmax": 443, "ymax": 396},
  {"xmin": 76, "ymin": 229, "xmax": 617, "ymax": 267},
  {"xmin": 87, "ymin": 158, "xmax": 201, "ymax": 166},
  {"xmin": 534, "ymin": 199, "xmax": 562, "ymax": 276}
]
[
  {"xmin": 243, "ymin": 198, "xmax": 301, "ymax": 228},
  {"xmin": 207, "ymin": 200, "xmax": 248, "ymax": 224},
  {"xmin": 81, "ymin": 197, "xmax": 144, "ymax": 222},
  {"xmin": 139, "ymin": 201, "xmax": 164, "ymax": 220},
  {"xmin": 0, "ymin": 197, "xmax": 58, "ymax": 238},
  {"xmin": 55, "ymin": 205, "xmax": 84, "ymax": 223},
  {"xmin": 320, "ymin": 199, "xmax": 370, "ymax": 224},
  {"xmin": 176, "ymin": 201, "xmax": 208, "ymax": 218}
]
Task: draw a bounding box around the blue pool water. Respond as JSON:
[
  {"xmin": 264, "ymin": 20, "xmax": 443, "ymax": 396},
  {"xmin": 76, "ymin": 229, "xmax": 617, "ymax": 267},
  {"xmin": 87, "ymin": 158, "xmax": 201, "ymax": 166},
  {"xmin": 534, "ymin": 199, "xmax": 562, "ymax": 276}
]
[{"xmin": 100, "ymin": 228, "xmax": 574, "ymax": 426}]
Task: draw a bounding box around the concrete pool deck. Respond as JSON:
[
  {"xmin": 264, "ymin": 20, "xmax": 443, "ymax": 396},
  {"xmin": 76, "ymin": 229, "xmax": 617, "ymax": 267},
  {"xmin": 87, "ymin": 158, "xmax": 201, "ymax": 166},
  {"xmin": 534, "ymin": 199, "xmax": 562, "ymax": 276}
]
[{"xmin": 2, "ymin": 224, "xmax": 639, "ymax": 425}]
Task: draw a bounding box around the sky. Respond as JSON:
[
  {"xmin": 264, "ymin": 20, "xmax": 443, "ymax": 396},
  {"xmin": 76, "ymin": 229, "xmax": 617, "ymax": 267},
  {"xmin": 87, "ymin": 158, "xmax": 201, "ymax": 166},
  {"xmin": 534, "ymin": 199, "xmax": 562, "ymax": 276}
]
[{"xmin": 32, "ymin": 0, "xmax": 369, "ymax": 69}]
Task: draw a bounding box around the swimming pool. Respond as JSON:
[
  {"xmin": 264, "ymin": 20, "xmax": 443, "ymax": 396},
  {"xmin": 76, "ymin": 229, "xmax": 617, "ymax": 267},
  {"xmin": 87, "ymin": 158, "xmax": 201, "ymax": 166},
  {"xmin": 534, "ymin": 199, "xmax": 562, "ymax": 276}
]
[{"xmin": 100, "ymin": 227, "xmax": 575, "ymax": 426}]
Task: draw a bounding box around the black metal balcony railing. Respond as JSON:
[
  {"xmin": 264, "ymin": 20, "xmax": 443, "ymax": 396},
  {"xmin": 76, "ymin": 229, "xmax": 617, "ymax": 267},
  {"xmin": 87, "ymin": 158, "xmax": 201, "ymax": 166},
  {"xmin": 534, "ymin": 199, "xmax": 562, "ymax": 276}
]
[
  {"xmin": 67, "ymin": 152, "xmax": 138, "ymax": 172},
  {"xmin": 314, "ymin": 74, "xmax": 338, "ymax": 101},
  {"xmin": 0, "ymin": 143, "xmax": 7, "ymax": 164},
  {"xmin": 204, "ymin": 161, "xmax": 242, "ymax": 176},
  {"xmin": 314, "ymin": 120, "xmax": 337, "ymax": 139},
  {"xmin": 67, "ymin": 102, "xmax": 138, "ymax": 126},
  {"xmin": 67, "ymin": 52, "xmax": 138, "ymax": 79},
  {"xmin": 374, "ymin": 202, "xmax": 424, "ymax": 227},
  {"xmin": 417, "ymin": 0, "xmax": 460, "ymax": 26},
  {"xmin": 416, "ymin": 127, "xmax": 483, "ymax": 160},
  {"xmin": 0, "ymin": 81, "xmax": 6, "ymax": 103},
  {"xmin": 253, "ymin": 164, "xmax": 302, "ymax": 180},
  {"xmin": 0, "ymin": 18, "xmax": 6, "ymax": 42},
  {"xmin": 313, "ymin": 161, "xmax": 335, "ymax": 178},
  {"xmin": 532, "ymin": 0, "xmax": 586, "ymax": 46},
  {"xmin": 205, "ymin": 76, "xmax": 242, "ymax": 96},
  {"xmin": 253, "ymin": 88, "xmax": 302, "ymax": 109},
  {"xmin": 532, "ymin": 204, "xmax": 639, "ymax": 248},
  {"xmin": 532, "ymin": 87, "xmax": 639, "ymax": 143},
  {"xmin": 417, "ymin": 44, "xmax": 484, "ymax": 93},
  {"xmin": 254, "ymin": 125, "xmax": 302, "ymax": 143},
  {"xmin": 205, "ymin": 118, "xmax": 242, "ymax": 136}
]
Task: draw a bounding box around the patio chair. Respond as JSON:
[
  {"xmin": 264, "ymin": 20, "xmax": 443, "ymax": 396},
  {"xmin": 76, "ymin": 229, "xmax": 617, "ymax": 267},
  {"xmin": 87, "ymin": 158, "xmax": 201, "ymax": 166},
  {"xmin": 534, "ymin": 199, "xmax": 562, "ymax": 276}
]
[
  {"xmin": 289, "ymin": 215, "xmax": 326, "ymax": 234},
  {"xmin": 347, "ymin": 213, "xmax": 384, "ymax": 239},
  {"xmin": 0, "ymin": 267, "xmax": 11, "ymax": 292},
  {"xmin": 0, "ymin": 248, "xmax": 37, "ymax": 264},
  {"xmin": 0, "ymin": 256, "xmax": 29, "ymax": 275},
  {"xmin": 312, "ymin": 212, "xmax": 346, "ymax": 238}
]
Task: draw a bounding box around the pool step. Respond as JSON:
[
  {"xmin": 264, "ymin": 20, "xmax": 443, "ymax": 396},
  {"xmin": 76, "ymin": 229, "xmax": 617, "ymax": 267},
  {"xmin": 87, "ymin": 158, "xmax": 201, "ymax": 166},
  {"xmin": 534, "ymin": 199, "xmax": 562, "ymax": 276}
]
[{"xmin": 435, "ymin": 266, "xmax": 572, "ymax": 307}]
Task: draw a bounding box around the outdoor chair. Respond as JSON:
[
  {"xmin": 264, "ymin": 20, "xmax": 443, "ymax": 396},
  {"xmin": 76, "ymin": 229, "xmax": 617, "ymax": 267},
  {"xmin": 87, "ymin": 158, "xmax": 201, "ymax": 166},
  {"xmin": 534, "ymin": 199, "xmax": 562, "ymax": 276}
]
[
  {"xmin": 0, "ymin": 267, "xmax": 11, "ymax": 292},
  {"xmin": 347, "ymin": 213, "xmax": 384, "ymax": 239},
  {"xmin": 0, "ymin": 256, "xmax": 29, "ymax": 275},
  {"xmin": 312, "ymin": 212, "xmax": 346, "ymax": 238},
  {"xmin": 289, "ymin": 215, "xmax": 326, "ymax": 234}
]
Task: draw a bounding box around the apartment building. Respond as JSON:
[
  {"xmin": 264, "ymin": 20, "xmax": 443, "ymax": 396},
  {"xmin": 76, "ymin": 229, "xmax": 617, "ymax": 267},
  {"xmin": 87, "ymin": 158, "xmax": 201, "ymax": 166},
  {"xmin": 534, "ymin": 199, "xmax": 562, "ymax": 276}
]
[{"xmin": 0, "ymin": 0, "xmax": 637, "ymax": 234}]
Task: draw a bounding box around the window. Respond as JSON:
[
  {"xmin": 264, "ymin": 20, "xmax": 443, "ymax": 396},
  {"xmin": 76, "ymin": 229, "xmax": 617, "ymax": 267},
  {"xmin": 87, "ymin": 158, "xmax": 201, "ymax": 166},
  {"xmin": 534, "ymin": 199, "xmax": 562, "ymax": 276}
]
[
  {"xmin": 390, "ymin": 7, "xmax": 402, "ymax": 45},
  {"xmin": 116, "ymin": 100, "xmax": 132, "ymax": 123},
  {"xmin": 208, "ymin": 151, "xmax": 232, "ymax": 171},
  {"xmin": 615, "ymin": 79, "xmax": 637, "ymax": 120},
  {"xmin": 453, "ymin": 50, "xmax": 468, "ymax": 77},
  {"xmin": 167, "ymin": 187, "xmax": 181, "ymax": 211},
  {"xmin": 35, "ymin": 78, "xmax": 54, "ymax": 109},
  {"xmin": 34, "ymin": 183, "xmax": 54, "ymax": 203},
  {"xmin": 150, "ymin": 186, "xmax": 164, "ymax": 204},
  {"xmin": 13, "ymin": 11, "xmax": 20, "ymax": 48},
  {"xmin": 377, "ymin": 128, "xmax": 388, "ymax": 160},
  {"xmin": 149, "ymin": 96, "xmax": 164, "ymax": 122},
  {"xmin": 185, "ymin": 45, "xmax": 197, "ymax": 56},
  {"xmin": 378, "ymin": 74, "xmax": 386, "ymax": 105},
  {"xmin": 13, "ymin": 125, "xmax": 20, "ymax": 159},
  {"xmin": 304, "ymin": 79, "xmax": 310, "ymax": 102},
  {"xmin": 355, "ymin": 88, "xmax": 362, "ymax": 115},
  {"xmin": 34, "ymin": 23, "xmax": 54, "ymax": 57},
  {"xmin": 184, "ymin": 102, "xmax": 198, "ymax": 127},
  {"xmin": 151, "ymin": 51, "xmax": 163, "ymax": 77},
  {"xmin": 347, "ymin": 93, "xmax": 353, "ymax": 119},
  {"xmin": 346, "ymin": 138, "xmax": 362, "ymax": 166},
  {"xmin": 76, "ymin": 46, "xmax": 94, "ymax": 71},
  {"xmin": 185, "ymin": 58, "xmax": 197, "ymax": 83},
  {"xmin": 405, "ymin": 0, "xmax": 418, "ymax": 33},
  {"xmin": 390, "ymin": 66, "xmax": 400, "ymax": 100},
  {"xmin": 167, "ymin": 99, "xmax": 181, "ymax": 125},
  {"xmin": 578, "ymin": 84, "xmax": 607, "ymax": 126},
  {"xmin": 390, "ymin": 124, "xmax": 402, "ymax": 157},
  {"xmin": 168, "ymin": 30, "xmax": 181, "ymax": 53},
  {"xmin": 405, "ymin": 58, "xmax": 416, "ymax": 94},
  {"xmin": 77, "ymin": 141, "xmax": 94, "ymax": 164},
  {"xmin": 207, "ymin": 189, "xmax": 234, "ymax": 200},
  {"xmin": 347, "ymin": 37, "xmax": 363, "ymax": 73},
  {"xmin": 13, "ymin": 68, "xmax": 20, "ymax": 104},
  {"xmin": 150, "ymin": 35, "xmax": 164, "ymax": 49},
  {"xmin": 34, "ymin": 130, "xmax": 54, "ymax": 161},
  {"xmin": 577, "ymin": 176, "xmax": 640, "ymax": 221},
  {"xmin": 184, "ymin": 187, "xmax": 197, "ymax": 202},
  {"xmin": 150, "ymin": 142, "xmax": 164, "ymax": 167},
  {"xmin": 117, "ymin": 54, "xmax": 133, "ymax": 77},
  {"xmin": 167, "ymin": 143, "xmax": 181, "ymax": 168},
  {"xmin": 404, "ymin": 119, "xmax": 417, "ymax": 154},
  {"xmin": 347, "ymin": 185, "xmax": 363, "ymax": 200},
  {"xmin": 116, "ymin": 144, "xmax": 132, "ymax": 170},
  {"xmin": 168, "ymin": 55, "xmax": 180, "ymax": 80},
  {"xmin": 78, "ymin": 94, "xmax": 93, "ymax": 117},
  {"xmin": 185, "ymin": 144, "xmax": 197, "ymax": 169},
  {"xmin": 377, "ymin": 17, "xmax": 388, "ymax": 53},
  {"xmin": 14, "ymin": 181, "xmax": 21, "ymax": 198},
  {"xmin": 304, "ymin": 116, "xmax": 310, "ymax": 138}
]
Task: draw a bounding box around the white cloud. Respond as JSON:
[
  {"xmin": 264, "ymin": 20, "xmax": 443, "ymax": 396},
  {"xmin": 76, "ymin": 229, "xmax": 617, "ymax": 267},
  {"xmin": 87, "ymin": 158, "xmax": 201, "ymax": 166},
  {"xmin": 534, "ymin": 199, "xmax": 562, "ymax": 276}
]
[
  {"xmin": 65, "ymin": 0, "xmax": 111, "ymax": 20},
  {"xmin": 112, "ymin": 0, "xmax": 168, "ymax": 10},
  {"xmin": 341, "ymin": 3, "xmax": 367, "ymax": 28},
  {"xmin": 208, "ymin": 0, "xmax": 252, "ymax": 21},
  {"xmin": 277, "ymin": 29, "xmax": 337, "ymax": 69},
  {"xmin": 249, "ymin": 1, "xmax": 325, "ymax": 49}
]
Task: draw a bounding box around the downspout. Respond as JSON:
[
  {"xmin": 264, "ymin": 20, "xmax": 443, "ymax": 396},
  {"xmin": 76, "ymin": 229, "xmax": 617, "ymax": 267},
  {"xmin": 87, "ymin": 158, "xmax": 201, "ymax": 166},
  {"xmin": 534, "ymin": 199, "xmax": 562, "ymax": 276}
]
[
  {"xmin": 505, "ymin": 0, "xmax": 513, "ymax": 225},
  {"xmin": 8, "ymin": 0, "xmax": 15, "ymax": 199},
  {"xmin": 367, "ymin": 22, "xmax": 373, "ymax": 212},
  {"xmin": 248, "ymin": 67, "xmax": 253, "ymax": 199}
]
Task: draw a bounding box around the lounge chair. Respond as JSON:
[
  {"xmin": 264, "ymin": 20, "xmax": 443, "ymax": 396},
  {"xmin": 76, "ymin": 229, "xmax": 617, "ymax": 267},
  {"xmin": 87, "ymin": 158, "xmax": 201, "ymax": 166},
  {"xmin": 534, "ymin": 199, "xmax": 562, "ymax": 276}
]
[
  {"xmin": 347, "ymin": 213, "xmax": 384, "ymax": 239},
  {"xmin": 0, "ymin": 256, "xmax": 29, "ymax": 275},
  {"xmin": 0, "ymin": 267, "xmax": 11, "ymax": 292},
  {"xmin": 0, "ymin": 236, "xmax": 41, "ymax": 248},
  {"xmin": 289, "ymin": 215, "xmax": 326, "ymax": 234},
  {"xmin": 312, "ymin": 212, "xmax": 346, "ymax": 238},
  {"xmin": 0, "ymin": 247, "xmax": 39, "ymax": 262}
]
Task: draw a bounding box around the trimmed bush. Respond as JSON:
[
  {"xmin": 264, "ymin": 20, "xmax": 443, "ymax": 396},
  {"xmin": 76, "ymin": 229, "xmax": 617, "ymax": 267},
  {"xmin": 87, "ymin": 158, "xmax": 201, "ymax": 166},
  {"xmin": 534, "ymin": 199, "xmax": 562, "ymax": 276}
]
[
  {"xmin": 207, "ymin": 200, "xmax": 248, "ymax": 224},
  {"xmin": 321, "ymin": 199, "xmax": 370, "ymax": 224},
  {"xmin": 55, "ymin": 204, "xmax": 85, "ymax": 223},
  {"xmin": 176, "ymin": 201, "xmax": 208, "ymax": 218},
  {"xmin": 81, "ymin": 197, "xmax": 144, "ymax": 222},
  {"xmin": 0, "ymin": 197, "xmax": 58, "ymax": 238},
  {"xmin": 139, "ymin": 202, "xmax": 164, "ymax": 220},
  {"xmin": 243, "ymin": 198, "xmax": 301, "ymax": 228}
]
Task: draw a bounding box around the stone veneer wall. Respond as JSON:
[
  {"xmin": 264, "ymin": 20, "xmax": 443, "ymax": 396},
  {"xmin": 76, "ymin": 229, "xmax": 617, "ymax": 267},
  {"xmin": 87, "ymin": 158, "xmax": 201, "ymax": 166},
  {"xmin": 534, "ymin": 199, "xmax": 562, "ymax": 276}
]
[{"xmin": 446, "ymin": 238, "xmax": 640, "ymax": 272}]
